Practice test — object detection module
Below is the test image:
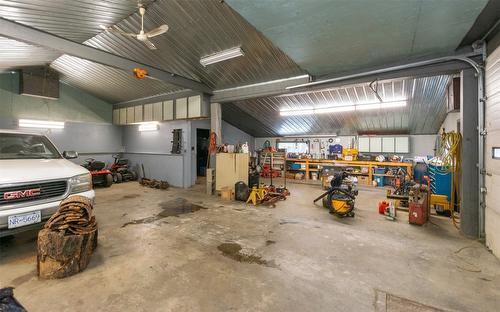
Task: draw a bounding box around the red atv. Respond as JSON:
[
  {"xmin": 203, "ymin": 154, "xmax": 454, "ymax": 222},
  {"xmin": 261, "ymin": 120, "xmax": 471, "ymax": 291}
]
[
  {"xmin": 110, "ymin": 154, "xmax": 137, "ymax": 183},
  {"xmin": 81, "ymin": 158, "xmax": 113, "ymax": 187}
]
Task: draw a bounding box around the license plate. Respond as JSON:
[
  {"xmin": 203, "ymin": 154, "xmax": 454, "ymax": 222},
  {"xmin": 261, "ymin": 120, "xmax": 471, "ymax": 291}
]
[{"xmin": 8, "ymin": 211, "xmax": 42, "ymax": 229}]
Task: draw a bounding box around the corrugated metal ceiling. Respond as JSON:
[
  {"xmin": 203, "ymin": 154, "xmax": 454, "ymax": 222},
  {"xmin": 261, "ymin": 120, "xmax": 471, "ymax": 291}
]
[
  {"xmin": 84, "ymin": 0, "xmax": 304, "ymax": 89},
  {"xmin": 51, "ymin": 54, "xmax": 184, "ymax": 104},
  {"xmin": 0, "ymin": 0, "xmax": 139, "ymax": 42},
  {"xmin": 0, "ymin": 36, "xmax": 59, "ymax": 72},
  {"xmin": 223, "ymin": 75, "xmax": 451, "ymax": 136}
]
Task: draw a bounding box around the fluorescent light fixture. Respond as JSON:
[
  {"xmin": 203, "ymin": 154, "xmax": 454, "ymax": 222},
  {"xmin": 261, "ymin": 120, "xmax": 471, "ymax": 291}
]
[
  {"xmin": 200, "ymin": 46, "xmax": 244, "ymax": 66},
  {"xmin": 19, "ymin": 119, "xmax": 64, "ymax": 129},
  {"xmin": 280, "ymin": 100, "xmax": 407, "ymax": 116},
  {"xmin": 356, "ymin": 100, "xmax": 406, "ymax": 111},
  {"xmin": 280, "ymin": 108, "xmax": 314, "ymax": 116},
  {"xmin": 138, "ymin": 122, "xmax": 159, "ymax": 132},
  {"xmin": 315, "ymin": 106, "xmax": 355, "ymax": 113}
]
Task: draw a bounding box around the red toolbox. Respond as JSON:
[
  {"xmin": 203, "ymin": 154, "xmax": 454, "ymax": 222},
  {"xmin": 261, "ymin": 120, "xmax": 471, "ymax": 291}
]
[{"xmin": 409, "ymin": 191, "xmax": 429, "ymax": 225}]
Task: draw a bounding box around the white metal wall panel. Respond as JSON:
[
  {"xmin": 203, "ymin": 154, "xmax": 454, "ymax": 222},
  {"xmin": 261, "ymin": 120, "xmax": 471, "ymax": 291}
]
[{"xmin": 485, "ymin": 44, "xmax": 500, "ymax": 257}]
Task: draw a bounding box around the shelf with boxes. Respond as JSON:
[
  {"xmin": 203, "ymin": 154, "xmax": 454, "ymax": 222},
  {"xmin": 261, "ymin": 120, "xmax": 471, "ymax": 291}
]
[{"xmin": 285, "ymin": 158, "xmax": 412, "ymax": 187}]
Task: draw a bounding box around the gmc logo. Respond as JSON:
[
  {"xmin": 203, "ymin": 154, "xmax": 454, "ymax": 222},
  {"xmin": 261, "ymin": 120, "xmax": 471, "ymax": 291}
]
[{"xmin": 3, "ymin": 188, "xmax": 41, "ymax": 200}]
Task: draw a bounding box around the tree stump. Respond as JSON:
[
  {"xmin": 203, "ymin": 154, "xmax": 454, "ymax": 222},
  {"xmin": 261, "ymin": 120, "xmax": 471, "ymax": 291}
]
[
  {"xmin": 37, "ymin": 228, "xmax": 98, "ymax": 279},
  {"xmin": 37, "ymin": 195, "xmax": 98, "ymax": 279}
]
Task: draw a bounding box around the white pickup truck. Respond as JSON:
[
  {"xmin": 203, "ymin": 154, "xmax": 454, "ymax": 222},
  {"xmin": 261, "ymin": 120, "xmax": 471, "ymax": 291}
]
[{"xmin": 0, "ymin": 130, "xmax": 95, "ymax": 237}]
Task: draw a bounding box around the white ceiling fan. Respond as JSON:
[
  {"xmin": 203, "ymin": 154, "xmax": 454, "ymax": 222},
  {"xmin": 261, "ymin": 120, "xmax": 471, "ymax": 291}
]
[{"xmin": 100, "ymin": 5, "xmax": 168, "ymax": 50}]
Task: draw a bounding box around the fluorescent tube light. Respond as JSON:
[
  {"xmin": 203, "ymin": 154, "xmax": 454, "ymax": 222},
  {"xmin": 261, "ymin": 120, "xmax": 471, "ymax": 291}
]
[
  {"xmin": 315, "ymin": 106, "xmax": 355, "ymax": 113},
  {"xmin": 280, "ymin": 109, "xmax": 314, "ymax": 116},
  {"xmin": 356, "ymin": 100, "xmax": 406, "ymax": 111},
  {"xmin": 19, "ymin": 119, "xmax": 64, "ymax": 129},
  {"xmin": 200, "ymin": 47, "xmax": 244, "ymax": 66},
  {"xmin": 138, "ymin": 122, "xmax": 159, "ymax": 132}
]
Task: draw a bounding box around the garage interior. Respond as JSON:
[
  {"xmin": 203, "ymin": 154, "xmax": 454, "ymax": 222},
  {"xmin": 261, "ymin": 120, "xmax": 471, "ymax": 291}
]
[{"xmin": 1, "ymin": 0, "xmax": 500, "ymax": 311}]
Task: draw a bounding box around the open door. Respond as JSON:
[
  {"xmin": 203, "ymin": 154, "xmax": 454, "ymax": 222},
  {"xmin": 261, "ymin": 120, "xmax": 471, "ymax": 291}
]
[{"xmin": 196, "ymin": 128, "xmax": 210, "ymax": 177}]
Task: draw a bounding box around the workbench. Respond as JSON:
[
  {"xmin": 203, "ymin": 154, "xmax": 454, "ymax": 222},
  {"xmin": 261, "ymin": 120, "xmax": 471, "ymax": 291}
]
[{"xmin": 285, "ymin": 158, "xmax": 412, "ymax": 185}]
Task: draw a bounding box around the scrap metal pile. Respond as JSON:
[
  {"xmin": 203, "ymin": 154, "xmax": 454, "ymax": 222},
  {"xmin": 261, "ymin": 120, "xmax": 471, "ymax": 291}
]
[
  {"xmin": 140, "ymin": 178, "xmax": 169, "ymax": 189},
  {"xmin": 44, "ymin": 195, "xmax": 97, "ymax": 235}
]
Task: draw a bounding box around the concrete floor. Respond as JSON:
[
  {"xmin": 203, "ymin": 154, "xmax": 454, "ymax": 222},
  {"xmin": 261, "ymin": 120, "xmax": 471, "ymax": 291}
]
[{"xmin": 1, "ymin": 181, "xmax": 500, "ymax": 312}]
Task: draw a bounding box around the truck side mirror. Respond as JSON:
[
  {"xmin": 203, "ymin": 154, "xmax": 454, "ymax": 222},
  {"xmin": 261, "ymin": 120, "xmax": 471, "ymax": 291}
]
[{"xmin": 63, "ymin": 151, "xmax": 78, "ymax": 159}]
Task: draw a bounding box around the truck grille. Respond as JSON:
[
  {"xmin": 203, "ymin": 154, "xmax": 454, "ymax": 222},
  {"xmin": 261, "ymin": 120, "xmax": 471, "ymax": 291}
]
[{"xmin": 0, "ymin": 180, "xmax": 68, "ymax": 206}]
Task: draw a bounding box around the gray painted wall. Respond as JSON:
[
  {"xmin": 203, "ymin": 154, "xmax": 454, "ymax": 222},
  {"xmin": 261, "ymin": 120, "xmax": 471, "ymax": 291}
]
[
  {"xmin": 121, "ymin": 120, "xmax": 190, "ymax": 188},
  {"xmin": 0, "ymin": 73, "xmax": 112, "ymax": 123},
  {"xmin": 0, "ymin": 73, "xmax": 121, "ymax": 166},
  {"xmin": 221, "ymin": 121, "xmax": 255, "ymax": 152}
]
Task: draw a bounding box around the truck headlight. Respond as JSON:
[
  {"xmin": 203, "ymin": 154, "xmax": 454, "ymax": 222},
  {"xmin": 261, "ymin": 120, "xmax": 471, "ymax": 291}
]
[{"xmin": 70, "ymin": 173, "xmax": 92, "ymax": 194}]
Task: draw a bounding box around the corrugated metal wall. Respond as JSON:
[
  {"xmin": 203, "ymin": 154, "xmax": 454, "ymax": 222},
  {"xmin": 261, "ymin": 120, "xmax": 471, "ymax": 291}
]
[{"xmin": 485, "ymin": 44, "xmax": 500, "ymax": 257}]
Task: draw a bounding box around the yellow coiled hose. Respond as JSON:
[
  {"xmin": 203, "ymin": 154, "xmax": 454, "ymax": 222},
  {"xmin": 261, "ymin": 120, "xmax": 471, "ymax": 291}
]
[{"xmin": 434, "ymin": 131, "xmax": 462, "ymax": 228}]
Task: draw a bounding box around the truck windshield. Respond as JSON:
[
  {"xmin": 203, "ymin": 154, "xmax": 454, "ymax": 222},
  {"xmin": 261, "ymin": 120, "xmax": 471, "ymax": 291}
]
[{"xmin": 0, "ymin": 133, "xmax": 62, "ymax": 159}]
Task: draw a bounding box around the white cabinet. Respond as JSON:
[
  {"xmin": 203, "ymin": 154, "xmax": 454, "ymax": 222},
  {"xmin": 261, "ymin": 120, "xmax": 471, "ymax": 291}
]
[
  {"xmin": 153, "ymin": 102, "xmax": 162, "ymax": 121},
  {"xmin": 188, "ymin": 95, "xmax": 202, "ymax": 118},
  {"xmin": 369, "ymin": 137, "xmax": 382, "ymax": 152},
  {"xmin": 163, "ymin": 100, "xmax": 174, "ymax": 120},
  {"xmin": 382, "ymin": 137, "xmax": 395, "ymax": 153},
  {"xmin": 395, "ymin": 137, "xmax": 409, "ymax": 153},
  {"xmin": 176, "ymin": 98, "xmax": 188, "ymax": 119},
  {"xmin": 126, "ymin": 107, "xmax": 134, "ymax": 124},
  {"xmin": 134, "ymin": 105, "xmax": 143, "ymax": 122},
  {"xmin": 119, "ymin": 108, "xmax": 127, "ymax": 125},
  {"xmin": 143, "ymin": 103, "xmax": 153, "ymax": 121},
  {"xmin": 358, "ymin": 137, "xmax": 370, "ymax": 152},
  {"xmin": 112, "ymin": 109, "xmax": 120, "ymax": 125}
]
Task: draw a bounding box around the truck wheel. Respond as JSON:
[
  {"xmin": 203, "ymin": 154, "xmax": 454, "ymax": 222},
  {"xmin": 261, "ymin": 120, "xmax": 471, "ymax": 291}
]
[
  {"xmin": 105, "ymin": 174, "xmax": 113, "ymax": 187},
  {"xmin": 115, "ymin": 173, "xmax": 123, "ymax": 183}
]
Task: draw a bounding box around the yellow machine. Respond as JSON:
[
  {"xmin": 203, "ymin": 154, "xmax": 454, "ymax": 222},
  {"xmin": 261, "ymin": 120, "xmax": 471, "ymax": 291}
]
[{"xmin": 342, "ymin": 148, "xmax": 358, "ymax": 161}]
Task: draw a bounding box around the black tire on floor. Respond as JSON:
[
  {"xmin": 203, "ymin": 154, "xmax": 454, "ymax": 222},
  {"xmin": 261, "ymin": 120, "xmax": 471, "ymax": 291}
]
[
  {"xmin": 105, "ymin": 174, "xmax": 113, "ymax": 187},
  {"xmin": 115, "ymin": 173, "xmax": 123, "ymax": 183}
]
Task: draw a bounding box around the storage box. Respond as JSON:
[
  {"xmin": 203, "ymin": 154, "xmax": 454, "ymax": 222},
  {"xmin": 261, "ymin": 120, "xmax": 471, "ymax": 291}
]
[{"xmin": 358, "ymin": 176, "xmax": 370, "ymax": 185}]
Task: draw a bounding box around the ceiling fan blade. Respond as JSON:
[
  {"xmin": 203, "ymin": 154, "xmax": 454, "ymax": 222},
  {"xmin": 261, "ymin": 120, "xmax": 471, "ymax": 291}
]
[
  {"xmin": 146, "ymin": 25, "xmax": 169, "ymax": 38},
  {"xmin": 142, "ymin": 39, "xmax": 157, "ymax": 50}
]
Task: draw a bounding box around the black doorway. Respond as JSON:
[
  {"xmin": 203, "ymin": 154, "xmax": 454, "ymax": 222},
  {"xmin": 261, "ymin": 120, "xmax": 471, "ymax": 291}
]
[{"xmin": 196, "ymin": 129, "xmax": 210, "ymax": 176}]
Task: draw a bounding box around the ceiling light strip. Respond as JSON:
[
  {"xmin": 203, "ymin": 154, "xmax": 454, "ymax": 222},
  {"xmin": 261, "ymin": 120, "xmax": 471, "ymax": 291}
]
[
  {"xmin": 279, "ymin": 100, "xmax": 406, "ymax": 116},
  {"xmin": 18, "ymin": 119, "xmax": 65, "ymax": 129},
  {"xmin": 200, "ymin": 47, "xmax": 244, "ymax": 66}
]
